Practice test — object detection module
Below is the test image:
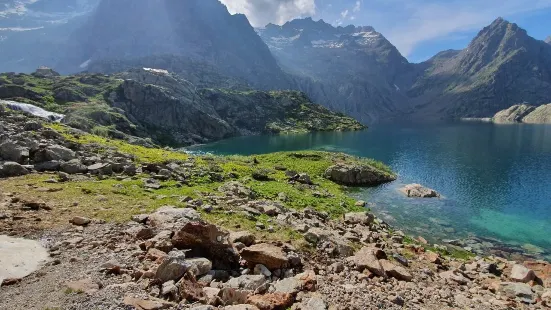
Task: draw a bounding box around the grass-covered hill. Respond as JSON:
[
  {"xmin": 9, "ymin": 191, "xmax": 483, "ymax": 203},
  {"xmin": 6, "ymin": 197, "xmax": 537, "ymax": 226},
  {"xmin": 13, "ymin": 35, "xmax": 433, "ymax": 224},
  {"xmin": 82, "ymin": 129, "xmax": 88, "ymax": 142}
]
[{"xmin": 0, "ymin": 68, "xmax": 365, "ymax": 147}]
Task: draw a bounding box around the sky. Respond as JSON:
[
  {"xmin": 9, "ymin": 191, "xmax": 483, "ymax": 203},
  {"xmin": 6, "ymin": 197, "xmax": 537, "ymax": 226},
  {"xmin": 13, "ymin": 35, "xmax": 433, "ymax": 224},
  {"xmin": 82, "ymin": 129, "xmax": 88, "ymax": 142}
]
[{"xmin": 219, "ymin": 0, "xmax": 551, "ymax": 63}]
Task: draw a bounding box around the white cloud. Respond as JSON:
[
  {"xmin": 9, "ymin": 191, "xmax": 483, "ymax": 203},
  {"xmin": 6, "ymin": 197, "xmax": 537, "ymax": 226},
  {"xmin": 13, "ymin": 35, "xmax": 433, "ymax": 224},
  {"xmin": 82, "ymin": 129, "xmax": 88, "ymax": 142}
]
[
  {"xmin": 340, "ymin": 9, "xmax": 349, "ymax": 19},
  {"xmin": 364, "ymin": 0, "xmax": 551, "ymax": 56},
  {"xmin": 353, "ymin": 1, "xmax": 361, "ymax": 13},
  {"xmin": 220, "ymin": 0, "xmax": 316, "ymax": 27}
]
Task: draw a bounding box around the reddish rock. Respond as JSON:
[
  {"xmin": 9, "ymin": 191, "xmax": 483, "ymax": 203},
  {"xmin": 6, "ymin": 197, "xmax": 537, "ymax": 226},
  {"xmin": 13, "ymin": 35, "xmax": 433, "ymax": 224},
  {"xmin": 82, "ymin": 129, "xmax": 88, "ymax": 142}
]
[
  {"xmin": 179, "ymin": 279, "xmax": 206, "ymax": 302},
  {"xmin": 247, "ymin": 293, "xmax": 294, "ymax": 310},
  {"xmin": 380, "ymin": 260, "xmax": 413, "ymax": 282},
  {"xmin": 172, "ymin": 222, "xmax": 239, "ymax": 270},
  {"xmin": 218, "ymin": 288, "xmax": 251, "ymax": 305},
  {"xmin": 349, "ymin": 247, "xmax": 386, "ymax": 277},
  {"xmin": 240, "ymin": 243, "xmax": 289, "ymax": 270},
  {"xmin": 425, "ymin": 252, "xmax": 442, "ymax": 265},
  {"xmin": 146, "ymin": 248, "xmax": 167, "ymax": 263}
]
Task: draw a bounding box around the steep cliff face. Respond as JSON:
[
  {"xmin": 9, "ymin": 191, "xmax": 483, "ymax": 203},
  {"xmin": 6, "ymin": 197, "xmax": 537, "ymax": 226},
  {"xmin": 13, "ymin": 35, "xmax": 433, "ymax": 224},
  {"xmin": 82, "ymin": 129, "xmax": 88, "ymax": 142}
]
[
  {"xmin": 258, "ymin": 18, "xmax": 416, "ymax": 124},
  {"xmin": 59, "ymin": 0, "xmax": 289, "ymax": 90},
  {"xmin": 409, "ymin": 18, "xmax": 551, "ymax": 119}
]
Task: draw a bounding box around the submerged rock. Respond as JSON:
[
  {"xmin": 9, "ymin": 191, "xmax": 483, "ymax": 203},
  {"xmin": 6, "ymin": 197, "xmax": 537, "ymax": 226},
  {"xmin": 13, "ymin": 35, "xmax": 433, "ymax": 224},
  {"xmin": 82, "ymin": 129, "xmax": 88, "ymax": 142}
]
[{"xmin": 399, "ymin": 184, "xmax": 440, "ymax": 198}]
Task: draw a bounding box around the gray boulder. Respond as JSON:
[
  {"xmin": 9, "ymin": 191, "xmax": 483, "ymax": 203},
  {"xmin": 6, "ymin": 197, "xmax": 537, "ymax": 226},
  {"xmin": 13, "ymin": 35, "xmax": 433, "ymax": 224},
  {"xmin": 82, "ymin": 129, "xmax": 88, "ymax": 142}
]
[
  {"xmin": 0, "ymin": 162, "xmax": 30, "ymax": 177},
  {"xmin": 0, "ymin": 141, "xmax": 29, "ymax": 163},
  {"xmin": 60, "ymin": 159, "xmax": 88, "ymax": 174},
  {"xmin": 399, "ymin": 184, "xmax": 440, "ymax": 198},
  {"xmin": 155, "ymin": 251, "xmax": 192, "ymax": 282}
]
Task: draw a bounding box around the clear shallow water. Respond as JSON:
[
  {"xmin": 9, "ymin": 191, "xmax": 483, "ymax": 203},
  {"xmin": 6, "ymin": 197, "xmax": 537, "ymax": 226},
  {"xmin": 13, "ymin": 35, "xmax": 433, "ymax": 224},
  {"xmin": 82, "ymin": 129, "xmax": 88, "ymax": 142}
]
[{"xmin": 190, "ymin": 122, "xmax": 551, "ymax": 260}]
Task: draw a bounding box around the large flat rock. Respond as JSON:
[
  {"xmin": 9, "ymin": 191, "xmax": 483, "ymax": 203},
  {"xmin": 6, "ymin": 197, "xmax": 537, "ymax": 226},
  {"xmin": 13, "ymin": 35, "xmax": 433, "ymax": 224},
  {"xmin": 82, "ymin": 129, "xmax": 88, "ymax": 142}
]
[{"xmin": 0, "ymin": 235, "xmax": 50, "ymax": 283}]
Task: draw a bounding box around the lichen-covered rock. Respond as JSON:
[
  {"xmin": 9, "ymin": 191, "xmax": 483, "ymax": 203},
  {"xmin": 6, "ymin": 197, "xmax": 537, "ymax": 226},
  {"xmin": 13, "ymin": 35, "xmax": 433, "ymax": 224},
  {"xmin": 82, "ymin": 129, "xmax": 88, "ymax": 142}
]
[{"xmin": 324, "ymin": 164, "xmax": 395, "ymax": 186}]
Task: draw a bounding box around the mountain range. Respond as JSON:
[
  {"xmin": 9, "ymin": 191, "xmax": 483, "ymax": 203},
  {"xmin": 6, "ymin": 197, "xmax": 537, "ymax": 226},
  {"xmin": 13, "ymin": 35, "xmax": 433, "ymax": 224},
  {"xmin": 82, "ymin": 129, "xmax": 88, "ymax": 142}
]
[{"xmin": 1, "ymin": 0, "xmax": 551, "ymax": 123}]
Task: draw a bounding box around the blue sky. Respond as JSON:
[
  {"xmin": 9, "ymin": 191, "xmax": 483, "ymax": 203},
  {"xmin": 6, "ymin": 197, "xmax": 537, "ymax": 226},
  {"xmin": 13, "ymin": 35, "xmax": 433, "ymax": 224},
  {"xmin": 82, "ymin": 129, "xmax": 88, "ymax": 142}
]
[{"xmin": 220, "ymin": 0, "xmax": 551, "ymax": 63}]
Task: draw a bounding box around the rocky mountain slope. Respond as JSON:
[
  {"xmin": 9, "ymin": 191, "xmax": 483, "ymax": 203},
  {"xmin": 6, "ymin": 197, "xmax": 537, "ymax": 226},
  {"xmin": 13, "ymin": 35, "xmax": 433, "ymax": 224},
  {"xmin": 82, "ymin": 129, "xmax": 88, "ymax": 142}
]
[
  {"xmin": 491, "ymin": 103, "xmax": 551, "ymax": 123},
  {"xmin": 58, "ymin": 0, "xmax": 290, "ymax": 90},
  {"xmin": 0, "ymin": 68, "xmax": 364, "ymax": 146},
  {"xmin": 258, "ymin": 18, "xmax": 416, "ymax": 124},
  {"xmin": 1, "ymin": 110, "xmax": 550, "ymax": 309},
  {"xmin": 408, "ymin": 18, "xmax": 551, "ymax": 119}
]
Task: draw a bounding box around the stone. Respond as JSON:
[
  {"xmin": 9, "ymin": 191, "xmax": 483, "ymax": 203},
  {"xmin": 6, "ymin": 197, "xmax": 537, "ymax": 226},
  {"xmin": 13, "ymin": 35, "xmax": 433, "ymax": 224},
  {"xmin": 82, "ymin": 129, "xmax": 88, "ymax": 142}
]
[
  {"xmin": 399, "ymin": 184, "xmax": 440, "ymax": 198},
  {"xmin": 230, "ymin": 231, "xmax": 256, "ymax": 247},
  {"xmin": 380, "ymin": 260, "xmax": 412, "ymax": 281},
  {"xmin": 44, "ymin": 145, "xmax": 76, "ymax": 162},
  {"xmin": 155, "ymin": 251, "xmax": 192, "ymax": 282},
  {"xmin": 303, "ymin": 297, "xmax": 327, "ymax": 310},
  {"xmin": 0, "ymin": 141, "xmax": 29, "ymax": 163},
  {"xmin": 439, "ymin": 270, "xmax": 469, "ymax": 285},
  {"xmin": 424, "ymin": 251, "xmax": 442, "ymax": 264},
  {"xmin": 254, "ymin": 264, "xmax": 271, "ymax": 277},
  {"xmin": 296, "ymin": 173, "xmax": 313, "ymax": 185},
  {"xmin": 247, "ymin": 293, "xmax": 294, "ymax": 310},
  {"xmin": 219, "ymin": 181, "xmax": 255, "ymax": 198},
  {"xmin": 349, "ymin": 247, "xmax": 386, "ymax": 277},
  {"xmin": 161, "ymin": 280, "xmax": 178, "ymax": 299},
  {"xmin": 88, "ymin": 163, "xmax": 112, "ymax": 175},
  {"xmin": 344, "ymin": 212, "xmax": 374, "ymax": 225},
  {"xmin": 123, "ymin": 296, "xmax": 174, "ymax": 310},
  {"xmin": 523, "ymin": 260, "xmax": 551, "ymax": 287},
  {"xmin": 324, "ymin": 164, "xmax": 396, "ymax": 186},
  {"xmin": 240, "ymin": 243, "xmax": 289, "ymax": 270},
  {"xmin": 60, "ymin": 160, "xmax": 88, "ymax": 174},
  {"xmin": 499, "ymin": 282, "xmax": 536, "ymax": 304},
  {"xmin": 70, "ymin": 216, "xmax": 91, "ymax": 226},
  {"xmin": 148, "ymin": 206, "xmax": 200, "ymax": 226},
  {"xmin": 126, "ymin": 225, "xmax": 155, "ymax": 240},
  {"xmin": 273, "ymin": 277, "xmax": 302, "ymax": 295},
  {"xmin": 179, "ymin": 279, "xmax": 206, "ymax": 302},
  {"xmin": 187, "ymin": 258, "xmax": 213, "ymax": 277},
  {"xmin": 510, "ymin": 264, "xmax": 535, "ymax": 283},
  {"xmin": 218, "ymin": 288, "xmax": 251, "ymax": 305},
  {"xmin": 354, "ymin": 200, "xmax": 366, "ymax": 207},
  {"xmin": 34, "ymin": 160, "xmax": 61, "ymax": 172},
  {"xmin": 227, "ymin": 275, "xmax": 269, "ymax": 293},
  {"xmin": 0, "ymin": 162, "xmax": 29, "ymax": 177},
  {"xmin": 542, "ymin": 290, "xmax": 551, "ymax": 306},
  {"xmin": 224, "ymin": 305, "xmax": 260, "ymax": 310},
  {"xmin": 65, "ymin": 278, "xmax": 101, "ymax": 294},
  {"xmin": 172, "ymin": 222, "xmax": 239, "ymax": 270}
]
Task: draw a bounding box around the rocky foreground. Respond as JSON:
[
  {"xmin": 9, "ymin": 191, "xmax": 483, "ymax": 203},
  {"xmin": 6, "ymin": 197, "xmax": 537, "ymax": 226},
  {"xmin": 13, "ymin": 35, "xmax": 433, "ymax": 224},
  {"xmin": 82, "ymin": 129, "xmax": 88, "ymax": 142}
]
[{"xmin": 1, "ymin": 109, "xmax": 551, "ymax": 310}]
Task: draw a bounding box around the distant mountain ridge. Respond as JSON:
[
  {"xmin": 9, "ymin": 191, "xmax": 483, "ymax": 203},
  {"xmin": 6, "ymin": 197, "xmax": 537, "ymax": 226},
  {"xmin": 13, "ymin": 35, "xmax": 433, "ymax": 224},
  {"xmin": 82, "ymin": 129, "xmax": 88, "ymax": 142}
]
[{"xmin": 1, "ymin": 1, "xmax": 551, "ymax": 123}]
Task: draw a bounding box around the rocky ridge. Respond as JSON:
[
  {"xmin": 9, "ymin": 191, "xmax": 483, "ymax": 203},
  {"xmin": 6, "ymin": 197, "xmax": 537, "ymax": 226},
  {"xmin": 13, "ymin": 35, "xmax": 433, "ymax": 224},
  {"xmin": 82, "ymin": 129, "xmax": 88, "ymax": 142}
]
[
  {"xmin": 1, "ymin": 96, "xmax": 551, "ymax": 310},
  {"xmin": 0, "ymin": 68, "xmax": 364, "ymax": 147},
  {"xmin": 490, "ymin": 103, "xmax": 551, "ymax": 124}
]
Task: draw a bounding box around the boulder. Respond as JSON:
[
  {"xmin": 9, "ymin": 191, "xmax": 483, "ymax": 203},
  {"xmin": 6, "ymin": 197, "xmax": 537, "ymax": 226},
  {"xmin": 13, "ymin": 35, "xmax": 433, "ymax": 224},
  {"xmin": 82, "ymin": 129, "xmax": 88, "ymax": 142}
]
[
  {"xmin": 344, "ymin": 212, "xmax": 374, "ymax": 225},
  {"xmin": 230, "ymin": 231, "xmax": 256, "ymax": 247},
  {"xmin": 172, "ymin": 222, "xmax": 239, "ymax": 270},
  {"xmin": 60, "ymin": 160, "xmax": 88, "ymax": 174},
  {"xmin": 42, "ymin": 145, "xmax": 76, "ymax": 162},
  {"xmin": 324, "ymin": 164, "xmax": 395, "ymax": 186},
  {"xmin": 273, "ymin": 277, "xmax": 303, "ymax": 295},
  {"xmin": 70, "ymin": 216, "xmax": 91, "ymax": 226},
  {"xmin": 224, "ymin": 305, "xmax": 260, "ymax": 310},
  {"xmin": 125, "ymin": 225, "xmax": 155, "ymax": 240},
  {"xmin": 88, "ymin": 163, "xmax": 112, "ymax": 175},
  {"xmin": 240, "ymin": 243, "xmax": 289, "ymax": 270},
  {"xmin": 227, "ymin": 275, "xmax": 269, "ymax": 292},
  {"xmin": 0, "ymin": 141, "xmax": 29, "ymax": 163},
  {"xmin": 34, "ymin": 160, "xmax": 61, "ymax": 172},
  {"xmin": 380, "ymin": 260, "xmax": 413, "ymax": 281},
  {"xmin": 148, "ymin": 206, "xmax": 200, "ymax": 227},
  {"xmin": 219, "ymin": 181, "xmax": 255, "ymax": 198},
  {"xmin": 523, "ymin": 260, "xmax": 551, "ymax": 287},
  {"xmin": 439, "ymin": 270, "xmax": 469, "ymax": 285},
  {"xmin": 187, "ymin": 258, "xmax": 213, "ymax": 277},
  {"xmin": 179, "ymin": 279, "xmax": 206, "ymax": 302},
  {"xmin": 155, "ymin": 251, "xmax": 192, "ymax": 282},
  {"xmin": 399, "ymin": 184, "xmax": 440, "ymax": 198},
  {"xmin": 23, "ymin": 121, "xmax": 42, "ymax": 131},
  {"xmin": 0, "ymin": 162, "xmax": 29, "ymax": 177},
  {"xmin": 510, "ymin": 264, "xmax": 535, "ymax": 283},
  {"xmin": 498, "ymin": 282, "xmax": 536, "ymax": 304},
  {"xmin": 349, "ymin": 247, "xmax": 386, "ymax": 277},
  {"xmin": 302, "ymin": 297, "xmax": 327, "ymax": 310},
  {"xmin": 247, "ymin": 293, "xmax": 294, "ymax": 310}
]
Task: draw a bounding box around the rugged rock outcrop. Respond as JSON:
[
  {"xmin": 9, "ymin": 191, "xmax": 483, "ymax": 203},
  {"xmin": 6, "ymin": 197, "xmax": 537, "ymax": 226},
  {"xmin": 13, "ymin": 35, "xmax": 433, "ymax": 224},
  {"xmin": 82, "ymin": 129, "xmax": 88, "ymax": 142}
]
[
  {"xmin": 324, "ymin": 163, "xmax": 396, "ymax": 186},
  {"xmin": 0, "ymin": 68, "xmax": 364, "ymax": 147},
  {"xmin": 492, "ymin": 104, "xmax": 536, "ymax": 123},
  {"xmin": 490, "ymin": 103, "xmax": 551, "ymax": 124}
]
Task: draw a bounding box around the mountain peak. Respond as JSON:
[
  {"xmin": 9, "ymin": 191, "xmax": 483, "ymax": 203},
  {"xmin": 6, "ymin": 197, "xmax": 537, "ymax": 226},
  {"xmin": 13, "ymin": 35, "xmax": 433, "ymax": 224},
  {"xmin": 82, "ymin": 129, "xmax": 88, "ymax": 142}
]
[{"xmin": 546, "ymin": 36, "xmax": 551, "ymax": 44}]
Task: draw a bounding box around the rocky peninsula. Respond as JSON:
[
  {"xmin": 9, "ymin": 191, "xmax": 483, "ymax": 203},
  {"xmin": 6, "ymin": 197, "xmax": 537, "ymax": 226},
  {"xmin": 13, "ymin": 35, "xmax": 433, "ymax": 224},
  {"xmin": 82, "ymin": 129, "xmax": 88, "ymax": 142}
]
[
  {"xmin": 1, "ymin": 102, "xmax": 550, "ymax": 310},
  {"xmin": 492, "ymin": 104, "xmax": 551, "ymax": 124}
]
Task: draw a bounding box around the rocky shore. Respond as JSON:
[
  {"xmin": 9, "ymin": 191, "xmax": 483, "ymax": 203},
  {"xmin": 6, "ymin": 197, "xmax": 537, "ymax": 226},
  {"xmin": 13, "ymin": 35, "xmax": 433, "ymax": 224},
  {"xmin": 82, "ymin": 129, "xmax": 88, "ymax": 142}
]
[{"xmin": 1, "ymin": 109, "xmax": 551, "ymax": 309}]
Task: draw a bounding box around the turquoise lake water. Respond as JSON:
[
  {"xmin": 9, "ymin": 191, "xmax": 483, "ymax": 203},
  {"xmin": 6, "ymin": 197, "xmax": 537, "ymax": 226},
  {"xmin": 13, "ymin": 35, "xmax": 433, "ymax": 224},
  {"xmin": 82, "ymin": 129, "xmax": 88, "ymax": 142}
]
[{"xmin": 190, "ymin": 122, "xmax": 551, "ymax": 261}]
